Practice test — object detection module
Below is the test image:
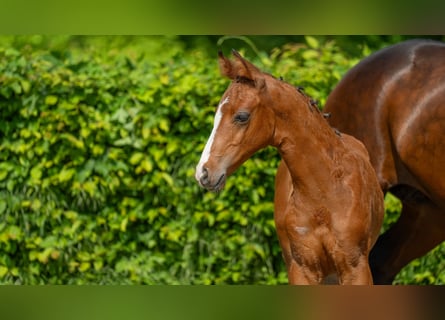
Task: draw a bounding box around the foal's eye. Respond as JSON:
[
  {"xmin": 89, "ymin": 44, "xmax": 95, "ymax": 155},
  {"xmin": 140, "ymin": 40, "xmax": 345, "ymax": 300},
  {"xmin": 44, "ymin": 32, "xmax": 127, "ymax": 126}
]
[{"xmin": 234, "ymin": 112, "xmax": 250, "ymax": 124}]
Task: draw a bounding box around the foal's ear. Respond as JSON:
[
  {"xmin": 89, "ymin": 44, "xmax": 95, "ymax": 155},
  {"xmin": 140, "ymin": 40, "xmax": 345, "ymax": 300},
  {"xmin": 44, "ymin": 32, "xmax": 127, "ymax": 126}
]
[
  {"xmin": 218, "ymin": 50, "xmax": 235, "ymax": 79},
  {"xmin": 218, "ymin": 50, "xmax": 263, "ymax": 82},
  {"xmin": 231, "ymin": 49, "xmax": 263, "ymax": 80}
]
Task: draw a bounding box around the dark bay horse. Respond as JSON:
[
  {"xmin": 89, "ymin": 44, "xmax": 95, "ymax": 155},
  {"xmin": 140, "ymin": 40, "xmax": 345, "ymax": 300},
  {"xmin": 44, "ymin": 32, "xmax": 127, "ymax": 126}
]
[
  {"xmin": 324, "ymin": 39, "xmax": 445, "ymax": 284},
  {"xmin": 195, "ymin": 50, "xmax": 384, "ymax": 284}
]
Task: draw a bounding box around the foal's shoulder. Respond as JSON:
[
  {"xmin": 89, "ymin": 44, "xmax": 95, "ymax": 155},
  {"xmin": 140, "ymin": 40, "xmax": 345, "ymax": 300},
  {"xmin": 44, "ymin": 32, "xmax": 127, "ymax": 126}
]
[{"xmin": 340, "ymin": 133, "xmax": 370, "ymax": 161}]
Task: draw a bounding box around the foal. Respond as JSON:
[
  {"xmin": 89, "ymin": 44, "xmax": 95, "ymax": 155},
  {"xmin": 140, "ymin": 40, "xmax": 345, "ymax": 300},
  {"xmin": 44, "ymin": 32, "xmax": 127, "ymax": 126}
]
[{"xmin": 195, "ymin": 50, "xmax": 384, "ymax": 284}]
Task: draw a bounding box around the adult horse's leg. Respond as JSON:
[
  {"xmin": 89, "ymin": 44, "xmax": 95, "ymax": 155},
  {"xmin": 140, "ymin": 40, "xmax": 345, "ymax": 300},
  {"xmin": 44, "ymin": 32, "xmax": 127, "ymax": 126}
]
[{"xmin": 370, "ymin": 200, "xmax": 445, "ymax": 284}]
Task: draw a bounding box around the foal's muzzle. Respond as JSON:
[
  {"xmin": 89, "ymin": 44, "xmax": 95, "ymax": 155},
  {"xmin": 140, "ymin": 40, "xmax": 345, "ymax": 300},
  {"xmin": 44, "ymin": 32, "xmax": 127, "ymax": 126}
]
[{"xmin": 196, "ymin": 167, "xmax": 226, "ymax": 192}]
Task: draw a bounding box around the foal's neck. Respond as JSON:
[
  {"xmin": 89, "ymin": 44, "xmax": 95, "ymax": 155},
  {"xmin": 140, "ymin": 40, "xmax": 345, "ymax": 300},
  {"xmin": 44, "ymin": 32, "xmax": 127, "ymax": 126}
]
[{"xmin": 273, "ymin": 83, "xmax": 344, "ymax": 197}]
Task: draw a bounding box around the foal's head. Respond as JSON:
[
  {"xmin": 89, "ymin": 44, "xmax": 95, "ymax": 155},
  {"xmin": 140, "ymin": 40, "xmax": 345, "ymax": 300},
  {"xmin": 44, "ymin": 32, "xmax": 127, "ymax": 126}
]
[{"xmin": 195, "ymin": 50, "xmax": 279, "ymax": 192}]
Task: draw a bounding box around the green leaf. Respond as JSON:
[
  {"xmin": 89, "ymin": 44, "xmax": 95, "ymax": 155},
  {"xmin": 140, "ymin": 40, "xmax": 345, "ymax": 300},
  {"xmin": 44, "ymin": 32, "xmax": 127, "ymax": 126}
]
[
  {"xmin": 0, "ymin": 202, "xmax": 6, "ymax": 214},
  {"xmin": 305, "ymin": 36, "xmax": 319, "ymax": 49},
  {"xmin": 62, "ymin": 133, "xmax": 85, "ymax": 149},
  {"xmin": 58, "ymin": 168, "xmax": 76, "ymax": 183},
  {"xmin": 120, "ymin": 217, "xmax": 128, "ymax": 232},
  {"xmin": 136, "ymin": 159, "xmax": 153, "ymax": 174},
  {"xmin": 160, "ymin": 172, "xmax": 174, "ymax": 187},
  {"xmin": 7, "ymin": 226, "xmax": 22, "ymax": 240},
  {"xmin": 40, "ymin": 236, "xmax": 57, "ymax": 248},
  {"xmin": 30, "ymin": 166, "xmax": 42, "ymax": 181},
  {"xmin": 79, "ymin": 262, "xmax": 91, "ymax": 272},
  {"xmin": 45, "ymin": 95, "xmax": 58, "ymax": 105},
  {"xmin": 302, "ymin": 49, "xmax": 319, "ymax": 60},
  {"xmin": 159, "ymin": 119, "xmax": 170, "ymax": 132},
  {"xmin": 94, "ymin": 260, "xmax": 103, "ymax": 271},
  {"xmin": 114, "ymin": 137, "xmax": 133, "ymax": 147},
  {"xmin": 11, "ymin": 82, "xmax": 22, "ymax": 94},
  {"xmin": 112, "ymin": 108, "xmax": 129, "ymax": 123},
  {"xmin": 129, "ymin": 152, "xmax": 144, "ymax": 165},
  {"xmin": 21, "ymin": 80, "xmax": 31, "ymax": 93},
  {"xmin": 0, "ymin": 266, "xmax": 8, "ymax": 278},
  {"xmin": 0, "ymin": 169, "xmax": 8, "ymax": 181}
]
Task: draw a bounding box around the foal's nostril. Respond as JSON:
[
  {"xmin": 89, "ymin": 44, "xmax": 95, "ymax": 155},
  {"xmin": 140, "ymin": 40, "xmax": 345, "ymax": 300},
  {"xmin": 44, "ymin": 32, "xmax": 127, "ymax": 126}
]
[{"xmin": 200, "ymin": 167, "xmax": 209, "ymax": 186}]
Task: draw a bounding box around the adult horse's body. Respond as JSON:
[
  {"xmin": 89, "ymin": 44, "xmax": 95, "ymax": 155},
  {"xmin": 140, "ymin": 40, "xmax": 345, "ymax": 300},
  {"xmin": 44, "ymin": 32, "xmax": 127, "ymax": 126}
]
[
  {"xmin": 195, "ymin": 50, "xmax": 384, "ymax": 284},
  {"xmin": 323, "ymin": 39, "xmax": 445, "ymax": 284}
]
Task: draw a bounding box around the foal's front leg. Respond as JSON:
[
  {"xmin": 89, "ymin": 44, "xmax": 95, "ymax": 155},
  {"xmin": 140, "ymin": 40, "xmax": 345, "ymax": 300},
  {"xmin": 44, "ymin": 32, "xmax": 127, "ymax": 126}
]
[
  {"xmin": 336, "ymin": 254, "xmax": 373, "ymax": 285},
  {"xmin": 287, "ymin": 259, "xmax": 323, "ymax": 285},
  {"xmin": 286, "ymin": 234, "xmax": 328, "ymax": 285}
]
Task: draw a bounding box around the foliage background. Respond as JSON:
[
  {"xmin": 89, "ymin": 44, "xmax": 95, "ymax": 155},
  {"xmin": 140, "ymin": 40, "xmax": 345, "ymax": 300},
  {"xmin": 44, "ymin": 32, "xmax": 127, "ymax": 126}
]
[{"xmin": 0, "ymin": 35, "xmax": 444, "ymax": 284}]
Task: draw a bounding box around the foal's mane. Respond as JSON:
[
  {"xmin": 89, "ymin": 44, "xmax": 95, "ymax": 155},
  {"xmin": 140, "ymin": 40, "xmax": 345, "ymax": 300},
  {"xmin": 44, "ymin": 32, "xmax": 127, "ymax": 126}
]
[
  {"xmin": 270, "ymin": 73, "xmax": 322, "ymax": 115},
  {"xmin": 234, "ymin": 75, "xmax": 256, "ymax": 87},
  {"xmin": 268, "ymin": 73, "xmax": 340, "ymax": 135}
]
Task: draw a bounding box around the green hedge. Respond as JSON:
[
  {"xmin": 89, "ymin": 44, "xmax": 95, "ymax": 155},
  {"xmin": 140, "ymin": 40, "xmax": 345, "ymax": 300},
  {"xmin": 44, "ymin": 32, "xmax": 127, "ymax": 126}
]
[{"xmin": 0, "ymin": 35, "xmax": 443, "ymax": 284}]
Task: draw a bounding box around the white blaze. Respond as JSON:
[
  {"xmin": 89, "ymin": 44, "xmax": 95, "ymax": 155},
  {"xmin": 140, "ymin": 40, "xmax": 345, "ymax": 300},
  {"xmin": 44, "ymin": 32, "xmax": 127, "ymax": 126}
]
[{"xmin": 195, "ymin": 97, "xmax": 229, "ymax": 182}]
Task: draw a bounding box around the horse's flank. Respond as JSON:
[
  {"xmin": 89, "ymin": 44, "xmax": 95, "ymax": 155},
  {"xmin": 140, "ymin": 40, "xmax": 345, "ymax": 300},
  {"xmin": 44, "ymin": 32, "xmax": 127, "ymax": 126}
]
[{"xmin": 324, "ymin": 39, "xmax": 445, "ymax": 284}]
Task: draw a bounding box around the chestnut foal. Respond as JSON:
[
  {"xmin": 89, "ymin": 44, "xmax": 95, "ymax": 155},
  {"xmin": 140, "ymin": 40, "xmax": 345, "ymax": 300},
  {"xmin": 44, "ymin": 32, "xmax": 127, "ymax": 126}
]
[{"xmin": 195, "ymin": 50, "xmax": 384, "ymax": 284}]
